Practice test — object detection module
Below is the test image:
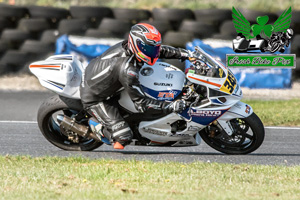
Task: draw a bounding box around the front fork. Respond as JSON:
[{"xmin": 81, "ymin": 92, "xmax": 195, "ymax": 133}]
[
  {"xmin": 215, "ymin": 101, "xmax": 253, "ymax": 136},
  {"xmin": 216, "ymin": 120, "xmax": 234, "ymax": 136}
]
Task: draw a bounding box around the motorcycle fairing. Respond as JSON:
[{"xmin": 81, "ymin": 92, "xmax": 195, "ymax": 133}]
[
  {"xmin": 138, "ymin": 112, "xmax": 205, "ymax": 143},
  {"xmin": 218, "ymin": 101, "xmax": 253, "ymax": 120},
  {"xmin": 29, "ymin": 55, "xmax": 83, "ymax": 99}
]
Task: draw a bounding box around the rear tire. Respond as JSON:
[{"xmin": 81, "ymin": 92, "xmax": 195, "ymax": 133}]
[
  {"xmin": 200, "ymin": 112, "xmax": 265, "ymax": 154},
  {"xmin": 37, "ymin": 95, "xmax": 103, "ymax": 151}
]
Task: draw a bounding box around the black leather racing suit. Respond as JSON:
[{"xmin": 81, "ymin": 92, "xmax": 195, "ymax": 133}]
[{"xmin": 80, "ymin": 40, "xmax": 188, "ymax": 145}]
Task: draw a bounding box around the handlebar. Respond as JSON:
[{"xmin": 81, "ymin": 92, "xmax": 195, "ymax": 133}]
[{"xmin": 188, "ymin": 46, "xmax": 208, "ymax": 64}]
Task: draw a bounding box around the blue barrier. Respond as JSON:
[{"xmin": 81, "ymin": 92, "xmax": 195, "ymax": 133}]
[
  {"xmin": 56, "ymin": 35, "xmax": 292, "ymax": 89},
  {"xmin": 55, "ymin": 35, "xmax": 111, "ymax": 61}
]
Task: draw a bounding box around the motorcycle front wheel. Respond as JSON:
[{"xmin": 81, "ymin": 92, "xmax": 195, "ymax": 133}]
[
  {"xmin": 199, "ymin": 112, "xmax": 264, "ymax": 155},
  {"xmin": 37, "ymin": 95, "xmax": 103, "ymax": 151}
]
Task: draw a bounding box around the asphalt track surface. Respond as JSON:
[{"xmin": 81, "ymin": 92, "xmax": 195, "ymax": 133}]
[{"xmin": 1, "ymin": 91, "xmax": 300, "ymax": 165}]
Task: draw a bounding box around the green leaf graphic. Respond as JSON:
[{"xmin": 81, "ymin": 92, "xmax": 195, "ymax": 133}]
[
  {"xmin": 273, "ymin": 7, "xmax": 292, "ymax": 33},
  {"xmin": 232, "ymin": 7, "xmax": 252, "ymax": 39}
]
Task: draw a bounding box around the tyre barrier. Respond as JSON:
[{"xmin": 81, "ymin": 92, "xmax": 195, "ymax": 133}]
[
  {"xmin": 139, "ymin": 20, "xmax": 173, "ymax": 37},
  {"xmin": 194, "ymin": 9, "xmax": 232, "ymax": 26},
  {"xmin": 0, "ymin": 4, "xmax": 298, "ymax": 79},
  {"xmin": 69, "ymin": 6, "xmax": 113, "ymax": 28},
  {"xmin": 113, "ymin": 8, "xmax": 152, "ymax": 24},
  {"xmin": 98, "ymin": 18, "xmax": 131, "ymax": 37}
]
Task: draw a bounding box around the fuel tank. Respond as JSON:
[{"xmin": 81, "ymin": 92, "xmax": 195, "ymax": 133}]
[{"xmin": 119, "ymin": 62, "xmax": 185, "ymax": 113}]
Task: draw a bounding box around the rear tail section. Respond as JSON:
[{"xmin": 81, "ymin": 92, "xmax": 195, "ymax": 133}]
[{"xmin": 29, "ymin": 55, "xmax": 84, "ymax": 99}]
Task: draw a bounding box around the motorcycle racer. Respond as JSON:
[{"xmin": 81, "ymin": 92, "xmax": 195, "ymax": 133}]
[
  {"xmin": 263, "ymin": 28, "xmax": 294, "ymax": 53},
  {"xmin": 80, "ymin": 23, "xmax": 190, "ymax": 149}
]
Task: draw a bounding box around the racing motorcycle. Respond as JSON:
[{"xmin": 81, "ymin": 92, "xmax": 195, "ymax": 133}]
[{"xmin": 29, "ymin": 47, "xmax": 265, "ymax": 154}]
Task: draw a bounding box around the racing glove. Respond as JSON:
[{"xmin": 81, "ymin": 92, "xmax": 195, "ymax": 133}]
[
  {"xmin": 163, "ymin": 99, "xmax": 186, "ymax": 114},
  {"xmin": 179, "ymin": 48, "xmax": 194, "ymax": 62}
]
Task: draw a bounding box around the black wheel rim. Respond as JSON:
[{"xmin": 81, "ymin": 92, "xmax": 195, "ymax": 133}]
[{"xmin": 204, "ymin": 118, "xmax": 256, "ymax": 152}]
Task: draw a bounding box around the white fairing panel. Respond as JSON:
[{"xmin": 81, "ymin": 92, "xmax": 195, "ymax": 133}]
[
  {"xmin": 138, "ymin": 113, "xmax": 204, "ymax": 143},
  {"xmin": 139, "ymin": 62, "xmax": 185, "ymax": 100},
  {"xmin": 29, "ymin": 55, "xmax": 83, "ymax": 99},
  {"xmin": 118, "ymin": 62, "xmax": 185, "ymax": 112}
]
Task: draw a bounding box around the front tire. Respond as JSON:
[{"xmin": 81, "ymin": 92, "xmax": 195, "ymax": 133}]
[
  {"xmin": 37, "ymin": 95, "xmax": 103, "ymax": 151},
  {"xmin": 200, "ymin": 112, "xmax": 264, "ymax": 154}
]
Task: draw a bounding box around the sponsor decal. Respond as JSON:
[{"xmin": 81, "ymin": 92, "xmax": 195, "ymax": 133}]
[
  {"xmin": 143, "ymin": 128, "xmax": 168, "ymax": 136},
  {"xmin": 190, "ymin": 110, "xmax": 222, "ymax": 117},
  {"xmin": 143, "ymin": 128, "xmax": 190, "ymax": 137},
  {"xmin": 188, "ymin": 69, "xmax": 195, "ymax": 74},
  {"xmin": 157, "ymin": 91, "xmax": 178, "ymax": 100},
  {"xmin": 187, "ymin": 126, "xmax": 201, "ymax": 131},
  {"xmin": 154, "ymin": 82, "xmax": 173, "ymax": 87},
  {"xmin": 158, "ymin": 63, "xmax": 169, "ymax": 67},
  {"xmin": 127, "ymin": 70, "xmax": 138, "ymax": 77},
  {"xmin": 173, "ymin": 133, "xmax": 190, "ymax": 138},
  {"xmin": 180, "ymin": 109, "xmax": 229, "ymax": 125},
  {"xmin": 166, "ymin": 73, "xmax": 174, "ymax": 79},
  {"xmin": 112, "ymin": 121, "xmax": 125, "ymax": 131},
  {"xmin": 165, "ymin": 65, "xmax": 179, "ymax": 71},
  {"xmin": 245, "ymin": 105, "xmax": 251, "ymax": 114}
]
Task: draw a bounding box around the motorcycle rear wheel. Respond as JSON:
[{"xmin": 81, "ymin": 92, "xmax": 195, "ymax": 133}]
[
  {"xmin": 199, "ymin": 112, "xmax": 264, "ymax": 154},
  {"xmin": 37, "ymin": 95, "xmax": 103, "ymax": 151}
]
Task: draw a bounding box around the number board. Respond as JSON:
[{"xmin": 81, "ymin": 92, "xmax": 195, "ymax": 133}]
[{"xmin": 220, "ymin": 70, "xmax": 237, "ymax": 94}]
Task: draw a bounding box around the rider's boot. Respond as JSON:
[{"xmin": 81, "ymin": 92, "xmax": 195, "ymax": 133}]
[
  {"xmin": 88, "ymin": 102, "xmax": 133, "ymax": 149},
  {"xmin": 88, "ymin": 117, "xmax": 111, "ymax": 144},
  {"xmin": 106, "ymin": 121, "xmax": 133, "ymax": 149}
]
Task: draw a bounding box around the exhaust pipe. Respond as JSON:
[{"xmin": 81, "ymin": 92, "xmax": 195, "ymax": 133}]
[{"xmin": 57, "ymin": 114, "xmax": 102, "ymax": 142}]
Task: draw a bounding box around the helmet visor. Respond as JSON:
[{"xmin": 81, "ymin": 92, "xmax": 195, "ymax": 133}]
[{"xmin": 137, "ymin": 40, "xmax": 161, "ymax": 59}]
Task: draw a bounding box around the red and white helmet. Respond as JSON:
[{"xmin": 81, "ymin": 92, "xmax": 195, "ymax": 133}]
[{"xmin": 128, "ymin": 23, "xmax": 161, "ymax": 66}]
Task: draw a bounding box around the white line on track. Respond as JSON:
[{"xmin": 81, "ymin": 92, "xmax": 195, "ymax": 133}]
[
  {"xmin": 265, "ymin": 126, "xmax": 300, "ymax": 130},
  {"xmin": 0, "ymin": 120, "xmax": 37, "ymax": 124},
  {"xmin": 0, "ymin": 120, "xmax": 299, "ymax": 130}
]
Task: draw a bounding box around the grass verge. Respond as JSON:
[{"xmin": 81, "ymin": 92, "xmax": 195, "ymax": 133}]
[
  {"xmin": 1, "ymin": 156, "xmax": 300, "ymax": 200},
  {"xmin": 244, "ymin": 99, "xmax": 300, "ymax": 126}
]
